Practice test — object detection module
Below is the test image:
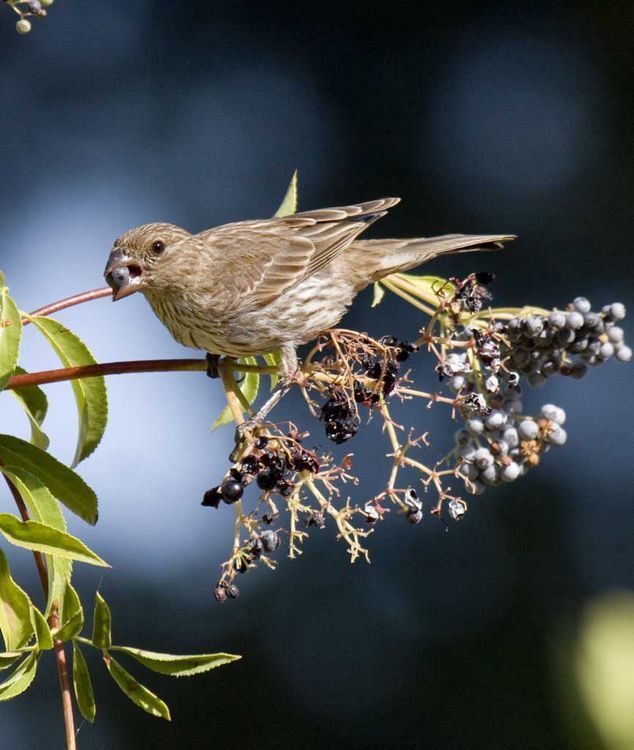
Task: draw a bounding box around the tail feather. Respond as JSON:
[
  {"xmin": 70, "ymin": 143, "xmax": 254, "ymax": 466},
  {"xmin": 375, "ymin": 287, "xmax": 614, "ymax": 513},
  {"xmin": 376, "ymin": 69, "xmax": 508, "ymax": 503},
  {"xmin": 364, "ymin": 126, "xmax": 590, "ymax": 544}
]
[{"xmin": 351, "ymin": 234, "xmax": 515, "ymax": 283}]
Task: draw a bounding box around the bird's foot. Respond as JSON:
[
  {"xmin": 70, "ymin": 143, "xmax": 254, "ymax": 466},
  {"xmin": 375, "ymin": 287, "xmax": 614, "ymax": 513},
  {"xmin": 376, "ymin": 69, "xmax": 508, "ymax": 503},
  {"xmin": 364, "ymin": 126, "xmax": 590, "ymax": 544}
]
[{"xmin": 206, "ymin": 353, "xmax": 223, "ymax": 378}]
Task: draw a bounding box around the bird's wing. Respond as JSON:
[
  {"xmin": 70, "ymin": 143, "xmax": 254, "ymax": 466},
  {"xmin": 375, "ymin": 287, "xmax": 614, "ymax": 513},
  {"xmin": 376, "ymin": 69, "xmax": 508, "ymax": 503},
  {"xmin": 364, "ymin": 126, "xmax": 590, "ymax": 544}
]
[{"xmin": 196, "ymin": 198, "xmax": 400, "ymax": 308}]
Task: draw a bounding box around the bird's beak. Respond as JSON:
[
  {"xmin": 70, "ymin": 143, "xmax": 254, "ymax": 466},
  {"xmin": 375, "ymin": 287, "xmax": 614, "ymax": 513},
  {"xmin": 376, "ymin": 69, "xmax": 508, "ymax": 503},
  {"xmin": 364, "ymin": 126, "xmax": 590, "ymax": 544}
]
[{"xmin": 104, "ymin": 248, "xmax": 144, "ymax": 301}]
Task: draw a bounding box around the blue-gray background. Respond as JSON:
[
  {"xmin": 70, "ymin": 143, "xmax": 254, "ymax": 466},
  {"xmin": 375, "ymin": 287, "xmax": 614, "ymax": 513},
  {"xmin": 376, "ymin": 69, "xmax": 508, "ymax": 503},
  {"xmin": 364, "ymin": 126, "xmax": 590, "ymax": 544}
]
[{"xmin": 1, "ymin": 2, "xmax": 632, "ymax": 748}]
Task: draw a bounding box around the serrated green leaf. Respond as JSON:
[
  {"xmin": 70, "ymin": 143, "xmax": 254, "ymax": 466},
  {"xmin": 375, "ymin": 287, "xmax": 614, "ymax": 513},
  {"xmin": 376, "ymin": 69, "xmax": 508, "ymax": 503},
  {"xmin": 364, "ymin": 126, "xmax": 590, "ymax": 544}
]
[
  {"xmin": 10, "ymin": 367, "xmax": 49, "ymax": 450},
  {"xmin": 72, "ymin": 642, "xmax": 96, "ymax": 722},
  {"xmin": 29, "ymin": 606, "xmax": 53, "ymax": 650},
  {"xmin": 0, "ymin": 283, "xmax": 22, "ymax": 391},
  {"xmin": 0, "ymin": 651, "xmax": 22, "ymax": 670},
  {"xmin": 0, "ymin": 466, "xmax": 71, "ymax": 618},
  {"xmin": 27, "ymin": 316, "xmax": 108, "ymax": 467},
  {"xmin": 104, "ymin": 654, "xmax": 171, "ymax": 720},
  {"xmin": 212, "ymin": 357, "xmax": 259, "ymax": 429},
  {"xmin": 372, "ymin": 282, "xmax": 385, "ymax": 308},
  {"xmin": 111, "ymin": 646, "xmax": 241, "ymax": 677},
  {"xmin": 0, "ymin": 549, "xmax": 33, "ymax": 652},
  {"xmin": 0, "ymin": 513, "xmax": 108, "ymax": 567},
  {"xmin": 0, "ymin": 434, "xmax": 98, "ymax": 525},
  {"xmin": 262, "ymin": 351, "xmax": 282, "ymax": 390},
  {"xmin": 273, "ymin": 170, "xmax": 298, "ymax": 217},
  {"xmin": 0, "ymin": 651, "xmax": 38, "ymax": 701},
  {"xmin": 92, "ymin": 592, "xmax": 111, "ymax": 649}
]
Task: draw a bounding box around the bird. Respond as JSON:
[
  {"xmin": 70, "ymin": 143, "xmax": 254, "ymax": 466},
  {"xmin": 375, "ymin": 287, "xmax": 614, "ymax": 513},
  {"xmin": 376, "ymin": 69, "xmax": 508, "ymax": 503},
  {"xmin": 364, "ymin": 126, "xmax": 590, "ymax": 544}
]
[{"xmin": 104, "ymin": 197, "xmax": 514, "ymax": 378}]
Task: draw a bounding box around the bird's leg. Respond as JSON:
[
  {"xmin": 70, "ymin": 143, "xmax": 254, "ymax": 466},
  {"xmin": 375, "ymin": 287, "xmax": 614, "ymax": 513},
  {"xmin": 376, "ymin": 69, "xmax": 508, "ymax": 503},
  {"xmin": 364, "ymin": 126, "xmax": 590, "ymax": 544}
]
[
  {"xmin": 231, "ymin": 345, "xmax": 298, "ymax": 458},
  {"xmin": 206, "ymin": 353, "xmax": 222, "ymax": 378}
]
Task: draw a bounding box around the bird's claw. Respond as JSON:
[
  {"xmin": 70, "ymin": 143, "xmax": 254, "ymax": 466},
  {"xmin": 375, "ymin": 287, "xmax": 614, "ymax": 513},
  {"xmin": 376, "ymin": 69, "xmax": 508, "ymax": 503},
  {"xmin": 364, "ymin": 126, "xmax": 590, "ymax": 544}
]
[{"xmin": 206, "ymin": 353, "xmax": 222, "ymax": 379}]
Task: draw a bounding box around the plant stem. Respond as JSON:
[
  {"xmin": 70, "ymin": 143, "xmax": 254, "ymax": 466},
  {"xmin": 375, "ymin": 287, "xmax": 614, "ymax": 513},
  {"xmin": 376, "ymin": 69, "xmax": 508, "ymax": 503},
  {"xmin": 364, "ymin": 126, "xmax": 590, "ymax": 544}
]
[
  {"xmin": 2, "ymin": 472, "xmax": 49, "ymax": 596},
  {"xmin": 2, "ymin": 472, "xmax": 76, "ymax": 749},
  {"xmin": 23, "ymin": 287, "xmax": 112, "ymax": 324},
  {"xmin": 5, "ymin": 359, "xmax": 278, "ymax": 391},
  {"xmin": 6, "ymin": 358, "xmax": 208, "ymax": 390},
  {"xmin": 49, "ymin": 608, "xmax": 76, "ymax": 750},
  {"xmin": 218, "ymin": 362, "xmax": 245, "ymax": 425}
]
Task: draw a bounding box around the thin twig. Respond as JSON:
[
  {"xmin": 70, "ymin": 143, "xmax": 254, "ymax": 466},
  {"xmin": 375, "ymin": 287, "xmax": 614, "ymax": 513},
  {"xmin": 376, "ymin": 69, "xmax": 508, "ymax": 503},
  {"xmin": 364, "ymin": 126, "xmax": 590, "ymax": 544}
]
[
  {"xmin": 2, "ymin": 471, "xmax": 49, "ymax": 597},
  {"xmin": 49, "ymin": 608, "xmax": 76, "ymax": 750},
  {"xmin": 218, "ymin": 362, "xmax": 245, "ymax": 425},
  {"xmin": 2, "ymin": 471, "xmax": 76, "ymax": 749},
  {"xmin": 5, "ymin": 358, "xmax": 208, "ymax": 390},
  {"xmin": 23, "ymin": 287, "xmax": 112, "ymax": 324}
]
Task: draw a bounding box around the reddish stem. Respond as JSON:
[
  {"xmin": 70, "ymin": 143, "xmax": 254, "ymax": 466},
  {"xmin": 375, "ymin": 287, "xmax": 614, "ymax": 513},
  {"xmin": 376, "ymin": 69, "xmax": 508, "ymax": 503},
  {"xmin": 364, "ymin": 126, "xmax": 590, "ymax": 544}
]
[
  {"xmin": 23, "ymin": 287, "xmax": 112, "ymax": 324},
  {"xmin": 2, "ymin": 472, "xmax": 76, "ymax": 749},
  {"xmin": 6, "ymin": 358, "xmax": 207, "ymax": 390}
]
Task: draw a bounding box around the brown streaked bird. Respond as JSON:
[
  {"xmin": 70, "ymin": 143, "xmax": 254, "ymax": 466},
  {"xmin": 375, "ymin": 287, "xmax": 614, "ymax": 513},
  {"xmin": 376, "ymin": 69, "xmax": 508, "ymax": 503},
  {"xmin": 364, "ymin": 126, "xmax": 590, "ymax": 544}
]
[{"xmin": 104, "ymin": 198, "xmax": 514, "ymax": 376}]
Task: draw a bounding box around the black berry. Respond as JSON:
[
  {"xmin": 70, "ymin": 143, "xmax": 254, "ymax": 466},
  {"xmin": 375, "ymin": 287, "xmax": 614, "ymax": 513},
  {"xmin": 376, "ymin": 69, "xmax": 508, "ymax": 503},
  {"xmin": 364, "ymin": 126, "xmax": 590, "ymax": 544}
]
[{"xmin": 221, "ymin": 478, "xmax": 244, "ymax": 503}]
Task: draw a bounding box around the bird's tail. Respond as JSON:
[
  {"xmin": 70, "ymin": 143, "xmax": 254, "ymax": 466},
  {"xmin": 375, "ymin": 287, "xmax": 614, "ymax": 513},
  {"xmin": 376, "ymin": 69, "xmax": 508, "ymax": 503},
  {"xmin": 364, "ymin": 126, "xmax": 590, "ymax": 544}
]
[{"xmin": 350, "ymin": 234, "xmax": 515, "ymax": 287}]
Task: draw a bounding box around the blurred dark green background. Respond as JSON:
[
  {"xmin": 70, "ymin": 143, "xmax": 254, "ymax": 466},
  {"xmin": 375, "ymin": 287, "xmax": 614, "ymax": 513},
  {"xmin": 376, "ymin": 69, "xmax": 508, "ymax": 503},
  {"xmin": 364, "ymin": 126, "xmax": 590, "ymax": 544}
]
[{"xmin": 1, "ymin": 2, "xmax": 632, "ymax": 748}]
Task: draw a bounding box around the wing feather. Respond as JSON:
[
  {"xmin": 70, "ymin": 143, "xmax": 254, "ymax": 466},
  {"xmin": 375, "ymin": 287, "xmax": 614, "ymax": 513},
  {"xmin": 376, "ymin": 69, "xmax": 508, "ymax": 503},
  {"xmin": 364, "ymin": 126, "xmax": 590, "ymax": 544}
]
[{"xmin": 194, "ymin": 197, "xmax": 400, "ymax": 309}]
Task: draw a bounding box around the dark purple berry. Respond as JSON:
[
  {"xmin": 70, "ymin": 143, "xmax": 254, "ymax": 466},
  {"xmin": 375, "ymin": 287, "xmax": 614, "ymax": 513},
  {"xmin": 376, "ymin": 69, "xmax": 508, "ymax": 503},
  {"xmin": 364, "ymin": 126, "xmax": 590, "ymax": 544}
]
[
  {"xmin": 260, "ymin": 453, "xmax": 286, "ymax": 473},
  {"xmin": 213, "ymin": 586, "xmax": 228, "ymax": 604},
  {"xmin": 257, "ymin": 468, "xmax": 279, "ymax": 491},
  {"xmin": 221, "ymin": 479, "xmax": 244, "ymax": 503},
  {"xmin": 226, "ymin": 584, "xmax": 240, "ymax": 599},
  {"xmin": 240, "ymin": 455, "xmax": 259, "ymax": 475},
  {"xmin": 276, "ymin": 479, "xmax": 294, "ymax": 497},
  {"xmin": 292, "ymin": 449, "xmax": 320, "ymax": 474}
]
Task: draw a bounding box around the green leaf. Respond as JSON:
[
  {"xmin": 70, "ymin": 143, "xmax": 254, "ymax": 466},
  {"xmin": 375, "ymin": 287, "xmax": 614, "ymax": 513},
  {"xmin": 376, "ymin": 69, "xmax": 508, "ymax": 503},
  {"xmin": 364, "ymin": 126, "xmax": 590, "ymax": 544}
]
[
  {"xmin": 0, "ymin": 513, "xmax": 109, "ymax": 567},
  {"xmin": 273, "ymin": 170, "xmax": 298, "ymax": 217},
  {"xmin": 0, "ymin": 651, "xmax": 38, "ymax": 701},
  {"xmin": 400, "ymin": 273, "xmax": 457, "ymax": 294},
  {"xmin": 91, "ymin": 592, "xmax": 111, "ymax": 649},
  {"xmin": 53, "ymin": 583, "xmax": 83, "ymax": 642},
  {"xmin": 104, "ymin": 654, "xmax": 171, "ymax": 720},
  {"xmin": 263, "ymin": 351, "xmax": 282, "ymax": 390},
  {"xmin": 212, "ymin": 357, "xmax": 259, "ymax": 429},
  {"xmin": 0, "ymin": 651, "xmax": 22, "ymax": 670},
  {"xmin": 0, "ymin": 281, "xmax": 22, "ymax": 391},
  {"xmin": 0, "ymin": 549, "xmax": 33, "ymax": 652},
  {"xmin": 0, "ymin": 434, "xmax": 98, "ymax": 525},
  {"xmin": 111, "ymin": 646, "xmax": 241, "ymax": 677},
  {"xmin": 0, "ymin": 466, "xmax": 71, "ymax": 618},
  {"xmin": 27, "ymin": 316, "xmax": 108, "ymax": 467},
  {"xmin": 29, "ymin": 606, "xmax": 53, "ymax": 650},
  {"xmin": 371, "ymin": 282, "xmax": 385, "ymax": 308},
  {"xmin": 10, "ymin": 367, "xmax": 49, "ymax": 450},
  {"xmin": 72, "ymin": 642, "xmax": 96, "ymax": 722}
]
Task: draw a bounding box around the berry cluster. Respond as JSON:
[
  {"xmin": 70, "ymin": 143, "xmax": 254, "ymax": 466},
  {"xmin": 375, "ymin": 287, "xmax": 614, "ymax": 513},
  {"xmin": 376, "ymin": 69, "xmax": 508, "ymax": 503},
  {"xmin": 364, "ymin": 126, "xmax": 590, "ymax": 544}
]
[
  {"xmin": 201, "ymin": 276, "xmax": 629, "ymax": 599},
  {"xmin": 430, "ymin": 284, "xmax": 628, "ymax": 510},
  {"xmin": 317, "ymin": 334, "xmax": 417, "ymax": 444},
  {"xmin": 202, "ymin": 428, "xmax": 320, "ymax": 508},
  {"xmin": 203, "ymin": 424, "xmax": 334, "ymax": 602},
  {"xmin": 455, "ymin": 396, "xmax": 567, "ymax": 493},
  {"xmin": 503, "ymin": 298, "xmax": 630, "ymax": 386},
  {"xmin": 5, "ymin": 0, "xmax": 52, "ymax": 34}
]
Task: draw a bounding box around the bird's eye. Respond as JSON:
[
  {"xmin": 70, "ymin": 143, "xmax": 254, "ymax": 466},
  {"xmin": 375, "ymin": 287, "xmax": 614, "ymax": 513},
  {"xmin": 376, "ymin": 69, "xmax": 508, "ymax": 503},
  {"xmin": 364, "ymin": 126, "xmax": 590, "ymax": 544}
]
[{"xmin": 151, "ymin": 241, "xmax": 165, "ymax": 255}]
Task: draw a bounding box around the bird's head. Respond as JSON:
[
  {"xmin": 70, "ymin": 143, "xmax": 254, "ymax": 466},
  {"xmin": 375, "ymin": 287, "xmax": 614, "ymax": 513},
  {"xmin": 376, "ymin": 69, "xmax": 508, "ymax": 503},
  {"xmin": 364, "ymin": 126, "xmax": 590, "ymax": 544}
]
[{"xmin": 104, "ymin": 222, "xmax": 191, "ymax": 300}]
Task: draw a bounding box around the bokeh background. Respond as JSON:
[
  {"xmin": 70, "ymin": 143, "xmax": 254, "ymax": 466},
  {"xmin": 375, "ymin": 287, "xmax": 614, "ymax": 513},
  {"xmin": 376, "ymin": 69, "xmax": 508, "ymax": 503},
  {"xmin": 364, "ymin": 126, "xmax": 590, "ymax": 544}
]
[{"xmin": 1, "ymin": 2, "xmax": 633, "ymax": 748}]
